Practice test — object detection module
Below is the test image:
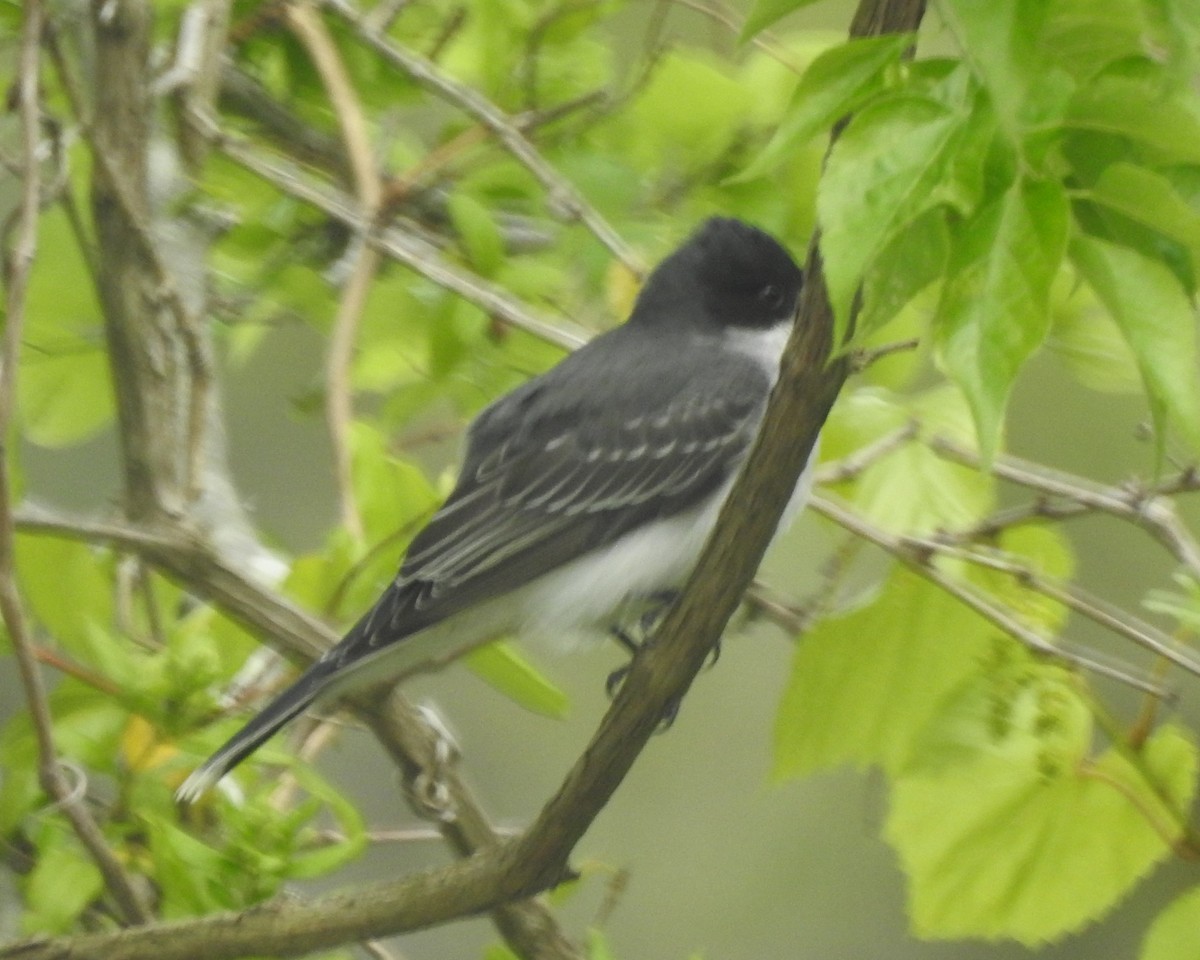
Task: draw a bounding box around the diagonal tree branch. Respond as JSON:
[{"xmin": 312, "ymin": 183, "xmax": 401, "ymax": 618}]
[{"xmin": 1, "ymin": 0, "xmax": 926, "ymax": 956}]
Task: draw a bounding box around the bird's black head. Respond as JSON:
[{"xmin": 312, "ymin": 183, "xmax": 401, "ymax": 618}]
[{"xmin": 630, "ymin": 217, "xmax": 804, "ymax": 331}]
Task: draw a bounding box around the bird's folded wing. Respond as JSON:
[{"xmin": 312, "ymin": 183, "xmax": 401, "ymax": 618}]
[{"xmin": 346, "ymin": 382, "xmax": 767, "ymax": 651}]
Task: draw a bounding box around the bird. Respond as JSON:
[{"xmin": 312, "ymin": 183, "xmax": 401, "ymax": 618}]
[{"xmin": 177, "ymin": 216, "xmax": 815, "ymax": 802}]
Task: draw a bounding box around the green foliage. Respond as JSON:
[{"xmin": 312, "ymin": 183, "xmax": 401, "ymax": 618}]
[
  {"xmin": 752, "ymin": 15, "xmax": 1200, "ymax": 945},
  {"xmin": 4, "ymin": 0, "xmax": 1200, "ymax": 956},
  {"xmin": 741, "ymin": 0, "xmax": 1200, "ymax": 458},
  {"xmin": 1142, "ymin": 885, "xmax": 1200, "ymax": 960},
  {"xmin": 890, "ymin": 721, "xmax": 1196, "ymax": 943}
]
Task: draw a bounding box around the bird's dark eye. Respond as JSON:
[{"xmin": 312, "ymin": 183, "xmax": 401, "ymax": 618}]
[{"xmin": 758, "ymin": 284, "xmax": 787, "ymax": 311}]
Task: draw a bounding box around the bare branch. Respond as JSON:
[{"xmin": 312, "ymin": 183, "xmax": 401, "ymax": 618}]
[
  {"xmin": 931, "ymin": 434, "xmax": 1200, "ymax": 575},
  {"xmin": 286, "ymin": 0, "xmax": 385, "ymax": 540},
  {"xmin": 810, "ymin": 495, "xmax": 1173, "ymax": 697},
  {"xmin": 912, "ymin": 536, "xmax": 1200, "ymax": 679},
  {"xmin": 190, "ymin": 109, "xmax": 589, "ymax": 350}
]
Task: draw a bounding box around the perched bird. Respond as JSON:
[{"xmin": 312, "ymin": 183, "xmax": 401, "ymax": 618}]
[{"xmin": 177, "ymin": 216, "xmax": 814, "ymax": 801}]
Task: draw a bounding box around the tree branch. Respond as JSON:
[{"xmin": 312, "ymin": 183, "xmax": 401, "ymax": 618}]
[
  {"xmin": 810, "ymin": 494, "xmax": 1172, "ymax": 696},
  {"xmin": 323, "ymin": 0, "xmax": 645, "ymax": 278},
  {"xmin": 0, "ymin": 0, "xmax": 154, "ymax": 926},
  {"xmin": 931, "ymin": 435, "xmax": 1200, "ymax": 575},
  {"xmin": 190, "ymin": 108, "xmax": 588, "ymax": 350},
  {"xmin": 286, "ymin": 0, "xmax": 381, "ymax": 541}
]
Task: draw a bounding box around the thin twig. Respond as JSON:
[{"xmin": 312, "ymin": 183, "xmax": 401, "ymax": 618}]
[
  {"xmin": 909, "ymin": 537, "xmax": 1200, "ymax": 679},
  {"xmin": 358, "ymin": 939, "xmax": 405, "ymax": 960},
  {"xmin": 814, "ymin": 421, "xmax": 917, "ymax": 485},
  {"xmin": 190, "ymin": 109, "xmax": 588, "ymax": 349},
  {"xmin": 851, "ymin": 336, "xmax": 920, "ymax": 370},
  {"xmin": 810, "ymin": 495, "xmax": 1172, "ymax": 697},
  {"xmin": 323, "ymin": 0, "xmax": 645, "ymax": 277},
  {"xmin": 930, "ymin": 435, "xmax": 1200, "ymax": 575},
  {"xmin": 10, "ymin": 503, "xmax": 585, "ymax": 957},
  {"xmin": 0, "ymin": 2, "xmax": 153, "ymax": 925},
  {"xmin": 286, "ymin": 0, "xmax": 381, "ymax": 540},
  {"xmin": 671, "ymin": 0, "xmax": 804, "ymax": 73}
]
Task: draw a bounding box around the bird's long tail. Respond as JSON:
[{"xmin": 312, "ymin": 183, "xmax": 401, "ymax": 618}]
[{"xmin": 174, "ymin": 656, "xmax": 340, "ymax": 803}]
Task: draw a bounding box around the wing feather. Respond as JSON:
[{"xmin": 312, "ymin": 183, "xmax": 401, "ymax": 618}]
[{"xmin": 396, "ymin": 379, "xmax": 764, "ymax": 617}]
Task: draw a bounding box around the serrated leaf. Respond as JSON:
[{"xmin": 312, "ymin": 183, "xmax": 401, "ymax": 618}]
[
  {"xmin": 1142, "ymin": 884, "xmax": 1200, "ymax": 960},
  {"xmin": 466, "ymin": 641, "xmax": 570, "ymax": 719},
  {"xmin": 903, "ymin": 658, "xmax": 1090, "ymax": 778},
  {"xmin": 735, "ymin": 33, "xmax": 914, "ymax": 182},
  {"xmin": 888, "ymin": 724, "xmax": 1197, "ymax": 944},
  {"xmin": 1071, "ymin": 235, "xmax": 1200, "ymax": 456},
  {"xmin": 934, "ymin": 179, "xmax": 1070, "ymax": 459},
  {"xmin": 819, "ymin": 80, "xmax": 981, "ymax": 339},
  {"xmin": 774, "ymin": 566, "xmax": 994, "ymax": 778},
  {"xmin": 739, "ymin": 0, "xmax": 822, "ymax": 40},
  {"xmin": 976, "ymin": 526, "xmax": 1076, "ymax": 633}
]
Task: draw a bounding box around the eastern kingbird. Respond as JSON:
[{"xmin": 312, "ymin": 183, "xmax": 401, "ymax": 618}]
[{"xmin": 178, "ymin": 217, "xmax": 814, "ymax": 801}]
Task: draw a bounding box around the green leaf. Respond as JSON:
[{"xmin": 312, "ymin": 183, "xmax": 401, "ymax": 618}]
[
  {"xmin": 585, "ymin": 927, "xmax": 617, "ymax": 960},
  {"xmin": 940, "ymin": 0, "xmax": 1048, "ymax": 134},
  {"xmin": 974, "ymin": 526, "xmax": 1075, "ymax": 633},
  {"xmin": 626, "ymin": 53, "xmax": 752, "ymax": 173},
  {"xmin": 821, "ymin": 385, "xmax": 993, "ymax": 535},
  {"xmin": 735, "ymin": 33, "xmax": 914, "ymax": 182},
  {"xmin": 1040, "ymin": 0, "xmax": 1150, "ymax": 82},
  {"xmin": 1071, "ymin": 235, "xmax": 1200, "ymax": 455},
  {"xmin": 281, "ymin": 764, "xmax": 367, "ymax": 880},
  {"xmin": 739, "ymin": 0, "xmax": 822, "ymax": 41},
  {"xmin": 819, "ymin": 79, "xmax": 982, "ymax": 338},
  {"xmin": 465, "ymin": 641, "xmax": 570, "ymax": 719},
  {"xmin": 1066, "ymin": 72, "xmax": 1200, "ymax": 165},
  {"xmin": 15, "ymin": 536, "xmax": 115, "ymax": 655},
  {"xmin": 19, "ymin": 211, "xmax": 112, "ymax": 446},
  {"xmin": 1046, "ymin": 274, "xmax": 1143, "ymax": 393},
  {"xmin": 934, "ymin": 179, "xmax": 1070, "ymax": 459},
  {"xmin": 773, "ymin": 566, "xmax": 994, "ymax": 778},
  {"xmin": 19, "ymin": 341, "xmax": 115, "ymax": 447},
  {"xmin": 1084, "ymin": 161, "xmax": 1200, "ymax": 285},
  {"xmin": 1142, "ymin": 885, "xmax": 1200, "ymax": 960},
  {"xmin": 146, "ymin": 814, "xmax": 234, "ymax": 917},
  {"xmin": 888, "ymin": 723, "xmax": 1197, "ymax": 944},
  {"xmin": 22, "ymin": 828, "xmax": 105, "ymax": 934},
  {"xmin": 350, "ymin": 422, "xmax": 442, "ymax": 551},
  {"xmin": 857, "ymin": 207, "xmax": 949, "ymax": 339},
  {"xmin": 447, "ymin": 191, "xmax": 506, "ymax": 277}
]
